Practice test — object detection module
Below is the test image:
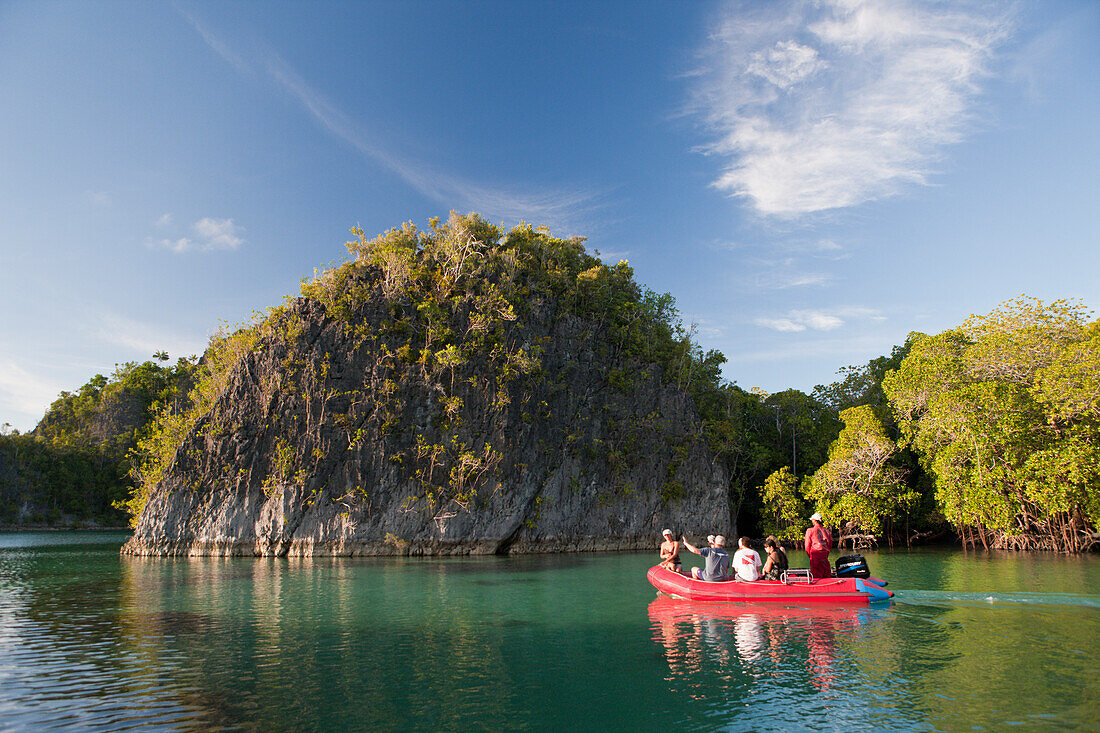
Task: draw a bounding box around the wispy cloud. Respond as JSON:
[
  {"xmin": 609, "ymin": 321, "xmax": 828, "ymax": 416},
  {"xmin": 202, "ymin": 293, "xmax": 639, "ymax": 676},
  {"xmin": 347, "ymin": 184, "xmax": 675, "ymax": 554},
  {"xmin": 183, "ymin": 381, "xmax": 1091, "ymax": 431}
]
[
  {"xmin": 668, "ymin": 315, "xmax": 729, "ymax": 344},
  {"xmin": 691, "ymin": 0, "xmax": 1012, "ymax": 217},
  {"xmin": 0, "ymin": 314, "xmax": 208, "ymax": 430},
  {"xmin": 149, "ymin": 216, "xmax": 244, "ymax": 253},
  {"xmin": 0, "ymin": 358, "xmax": 63, "ymax": 419},
  {"xmin": 755, "ymin": 306, "xmax": 883, "ymax": 332},
  {"xmin": 178, "ymin": 8, "xmax": 602, "ymax": 231},
  {"xmin": 595, "ymin": 249, "xmax": 631, "ymax": 264},
  {"xmin": 770, "ymin": 272, "xmax": 832, "ymax": 289},
  {"xmin": 724, "ymin": 331, "xmax": 894, "ymax": 366},
  {"xmin": 86, "ymin": 190, "xmax": 112, "ymax": 207},
  {"xmin": 744, "ymin": 255, "xmax": 834, "ymax": 290},
  {"xmin": 92, "ymin": 311, "xmax": 209, "ymax": 359},
  {"xmin": 812, "ymin": 239, "xmax": 844, "ymax": 255},
  {"xmin": 193, "ymin": 217, "xmax": 243, "ymax": 249}
]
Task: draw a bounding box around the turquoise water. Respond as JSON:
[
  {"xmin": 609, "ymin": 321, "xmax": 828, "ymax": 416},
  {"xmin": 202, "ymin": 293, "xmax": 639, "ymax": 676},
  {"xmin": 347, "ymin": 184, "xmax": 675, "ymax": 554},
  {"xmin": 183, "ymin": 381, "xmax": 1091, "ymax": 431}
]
[{"xmin": 1, "ymin": 533, "xmax": 1098, "ymax": 731}]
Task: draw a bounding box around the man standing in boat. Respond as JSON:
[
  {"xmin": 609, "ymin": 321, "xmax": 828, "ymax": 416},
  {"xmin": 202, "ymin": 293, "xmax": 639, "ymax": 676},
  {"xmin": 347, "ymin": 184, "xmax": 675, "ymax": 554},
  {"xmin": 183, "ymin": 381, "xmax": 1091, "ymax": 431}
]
[
  {"xmin": 805, "ymin": 512, "xmax": 833, "ymax": 579},
  {"xmin": 681, "ymin": 534, "xmax": 731, "ymax": 581}
]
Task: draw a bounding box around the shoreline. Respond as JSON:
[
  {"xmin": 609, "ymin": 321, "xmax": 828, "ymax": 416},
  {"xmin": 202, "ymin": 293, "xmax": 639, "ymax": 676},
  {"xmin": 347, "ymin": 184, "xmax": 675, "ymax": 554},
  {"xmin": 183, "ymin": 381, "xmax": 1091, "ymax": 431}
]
[{"xmin": 1, "ymin": 525, "xmax": 131, "ymax": 532}]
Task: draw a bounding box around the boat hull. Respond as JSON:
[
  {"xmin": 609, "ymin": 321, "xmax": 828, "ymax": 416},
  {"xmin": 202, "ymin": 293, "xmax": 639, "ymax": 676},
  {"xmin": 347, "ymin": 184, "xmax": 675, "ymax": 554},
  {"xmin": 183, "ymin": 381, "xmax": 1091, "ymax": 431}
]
[{"xmin": 647, "ymin": 565, "xmax": 893, "ymax": 604}]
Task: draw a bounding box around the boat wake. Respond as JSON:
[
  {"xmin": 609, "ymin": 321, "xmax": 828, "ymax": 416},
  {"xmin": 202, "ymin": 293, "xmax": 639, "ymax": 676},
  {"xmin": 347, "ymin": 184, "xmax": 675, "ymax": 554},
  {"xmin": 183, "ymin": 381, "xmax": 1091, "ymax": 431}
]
[{"xmin": 894, "ymin": 589, "xmax": 1100, "ymax": 610}]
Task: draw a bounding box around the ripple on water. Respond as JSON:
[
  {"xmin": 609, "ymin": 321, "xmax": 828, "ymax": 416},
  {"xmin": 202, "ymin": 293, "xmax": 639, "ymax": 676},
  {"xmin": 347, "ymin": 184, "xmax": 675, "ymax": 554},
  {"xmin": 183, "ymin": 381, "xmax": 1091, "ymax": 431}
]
[{"xmin": 2, "ymin": 538, "xmax": 1100, "ymax": 731}]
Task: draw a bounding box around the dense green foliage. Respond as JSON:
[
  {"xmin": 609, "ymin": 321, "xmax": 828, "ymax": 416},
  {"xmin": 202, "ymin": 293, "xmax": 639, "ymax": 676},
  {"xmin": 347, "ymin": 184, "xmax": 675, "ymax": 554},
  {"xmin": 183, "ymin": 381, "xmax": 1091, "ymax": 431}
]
[
  {"xmin": 798, "ymin": 297, "xmax": 1099, "ymax": 552},
  {"xmin": 0, "ymin": 432, "xmax": 120, "ymax": 525},
  {"xmin": 0, "ymin": 356, "xmax": 195, "ymax": 525},
  {"xmin": 757, "ymin": 466, "xmax": 807, "ymax": 541},
  {"xmin": 804, "ymin": 405, "xmax": 918, "ymax": 537},
  {"xmin": 883, "ymin": 298, "xmax": 1099, "ymax": 552},
  {"xmin": 757, "ymin": 344, "xmax": 942, "ymax": 548}
]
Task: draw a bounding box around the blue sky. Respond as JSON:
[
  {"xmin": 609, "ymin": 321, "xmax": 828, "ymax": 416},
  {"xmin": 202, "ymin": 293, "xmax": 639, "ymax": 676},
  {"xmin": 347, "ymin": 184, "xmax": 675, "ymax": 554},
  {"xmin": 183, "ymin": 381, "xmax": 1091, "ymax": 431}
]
[{"xmin": 2, "ymin": 0, "xmax": 1098, "ymax": 431}]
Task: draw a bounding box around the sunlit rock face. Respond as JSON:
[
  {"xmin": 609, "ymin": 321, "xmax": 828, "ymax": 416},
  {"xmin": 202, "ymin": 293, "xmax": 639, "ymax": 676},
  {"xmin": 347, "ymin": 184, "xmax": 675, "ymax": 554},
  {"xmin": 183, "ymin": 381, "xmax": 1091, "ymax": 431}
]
[{"xmin": 124, "ymin": 221, "xmax": 735, "ymax": 557}]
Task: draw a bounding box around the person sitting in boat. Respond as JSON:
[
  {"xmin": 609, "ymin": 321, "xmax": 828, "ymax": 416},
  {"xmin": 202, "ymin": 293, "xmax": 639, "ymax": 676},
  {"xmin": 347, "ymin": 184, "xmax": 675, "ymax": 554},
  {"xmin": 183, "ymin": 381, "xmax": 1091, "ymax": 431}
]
[
  {"xmin": 731, "ymin": 536, "xmax": 762, "ymax": 582},
  {"xmin": 804, "ymin": 512, "xmax": 833, "ymax": 579},
  {"xmin": 658, "ymin": 529, "xmax": 682, "ymax": 573},
  {"xmin": 681, "ymin": 534, "xmax": 730, "ymax": 582},
  {"xmin": 761, "ymin": 536, "xmax": 788, "ymax": 580}
]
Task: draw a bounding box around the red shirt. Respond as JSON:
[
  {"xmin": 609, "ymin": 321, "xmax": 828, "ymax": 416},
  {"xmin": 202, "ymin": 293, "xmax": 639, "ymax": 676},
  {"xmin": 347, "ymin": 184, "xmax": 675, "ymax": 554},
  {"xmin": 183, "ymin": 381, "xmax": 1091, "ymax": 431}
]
[{"xmin": 804, "ymin": 524, "xmax": 832, "ymax": 553}]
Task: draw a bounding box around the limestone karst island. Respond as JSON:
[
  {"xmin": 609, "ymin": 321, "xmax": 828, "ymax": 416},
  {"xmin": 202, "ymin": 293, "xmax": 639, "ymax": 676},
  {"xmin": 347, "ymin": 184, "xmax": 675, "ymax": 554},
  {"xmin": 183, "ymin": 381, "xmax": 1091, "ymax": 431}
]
[{"xmin": 5, "ymin": 215, "xmax": 1097, "ymax": 559}]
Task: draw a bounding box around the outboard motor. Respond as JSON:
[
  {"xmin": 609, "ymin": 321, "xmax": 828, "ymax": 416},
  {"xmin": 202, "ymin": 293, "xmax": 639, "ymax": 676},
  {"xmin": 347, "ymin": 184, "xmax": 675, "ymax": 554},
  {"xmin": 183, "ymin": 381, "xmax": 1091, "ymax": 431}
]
[{"xmin": 835, "ymin": 554, "xmax": 870, "ymax": 578}]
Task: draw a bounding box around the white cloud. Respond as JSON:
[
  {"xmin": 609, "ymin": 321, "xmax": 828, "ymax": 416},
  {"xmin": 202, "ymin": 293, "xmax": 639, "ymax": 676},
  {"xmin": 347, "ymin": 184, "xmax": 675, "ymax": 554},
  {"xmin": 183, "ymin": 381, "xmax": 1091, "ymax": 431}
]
[
  {"xmin": 691, "ymin": 0, "xmax": 1012, "ymax": 216},
  {"xmin": 0, "ymin": 358, "xmax": 63, "ymax": 419},
  {"xmin": 724, "ymin": 332, "xmax": 895, "ymax": 365},
  {"xmin": 0, "ymin": 312, "xmax": 208, "ymax": 430},
  {"xmin": 193, "ymin": 217, "xmax": 244, "ymax": 250},
  {"xmin": 755, "ymin": 316, "xmax": 810, "ymax": 333},
  {"xmin": 595, "ymin": 250, "xmax": 631, "ymax": 264},
  {"xmin": 680, "ymin": 317, "xmax": 726, "ymax": 342},
  {"xmin": 149, "ymin": 217, "xmax": 244, "ymax": 253},
  {"xmin": 87, "ymin": 191, "xmax": 112, "ymax": 207},
  {"xmin": 746, "ymin": 263, "xmax": 833, "ymax": 289},
  {"xmin": 710, "ymin": 240, "xmax": 747, "ymax": 251},
  {"xmin": 726, "ymin": 234, "xmax": 852, "ymax": 291},
  {"xmin": 755, "ymin": 306, "xmax": 882, "ymax": 332},
  {"xmin": 152, "ymin": 237, "xmax": 193, "ymax": 253},
  {"xmin": 92, "ymin": 312, "xmax": 209, "ymax": 360},
  {"xmin": 802, "ymin": 311, "xmax": 844, "ymax": 330},
  {"xmin": 179, "ymin": 8, "xmax": 602, "ymax": 231},
  {"xmin": 774, "ymin": 272, "xmax": 832, "ymax": 289},
  {"xmin": 747, "ymin": 40, "xmax": 826, "ymax": 89}
]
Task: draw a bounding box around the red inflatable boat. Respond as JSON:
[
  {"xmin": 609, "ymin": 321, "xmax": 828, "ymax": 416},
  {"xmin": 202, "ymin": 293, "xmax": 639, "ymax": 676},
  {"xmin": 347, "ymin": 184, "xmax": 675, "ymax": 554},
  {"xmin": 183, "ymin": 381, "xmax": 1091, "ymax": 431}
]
[{"xmin": 647, "ymin": 565, "xmax": 893, "ymax": 604}]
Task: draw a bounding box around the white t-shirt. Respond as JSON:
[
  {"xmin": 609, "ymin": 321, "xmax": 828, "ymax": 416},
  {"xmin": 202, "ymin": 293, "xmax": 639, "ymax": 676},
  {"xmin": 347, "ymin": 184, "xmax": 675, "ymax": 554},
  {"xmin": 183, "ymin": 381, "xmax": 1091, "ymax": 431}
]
[{"xmin": 732, "ymin": 547, "xmax": 762, "ymax": 581}]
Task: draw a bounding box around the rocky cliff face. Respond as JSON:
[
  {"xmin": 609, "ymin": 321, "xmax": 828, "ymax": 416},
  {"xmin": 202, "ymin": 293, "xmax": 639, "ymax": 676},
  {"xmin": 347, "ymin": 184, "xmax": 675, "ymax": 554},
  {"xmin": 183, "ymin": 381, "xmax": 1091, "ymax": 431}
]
[{"xmin": 123, "ymin": 218, "xmax": 736, "ymax": 556}]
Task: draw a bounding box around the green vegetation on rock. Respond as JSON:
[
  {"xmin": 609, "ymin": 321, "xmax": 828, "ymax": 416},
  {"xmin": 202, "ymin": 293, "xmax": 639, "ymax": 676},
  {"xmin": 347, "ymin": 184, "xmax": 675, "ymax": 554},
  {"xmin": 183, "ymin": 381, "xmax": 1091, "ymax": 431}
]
[
  {"xmin": 124, "ymin": 214, "xmax": 746, "ymax": 536},
  {"xmin": 0, "ymin": 355, "xmax": 195, "ymax": 526}
]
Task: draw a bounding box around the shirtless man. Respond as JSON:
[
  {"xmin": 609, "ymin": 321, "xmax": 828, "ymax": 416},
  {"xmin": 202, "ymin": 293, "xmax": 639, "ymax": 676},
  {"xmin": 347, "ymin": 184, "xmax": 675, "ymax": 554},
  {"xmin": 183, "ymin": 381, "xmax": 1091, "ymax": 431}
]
[{"xmin": 659, "ymin": 529, "xmax": 682, "ymax": 573}]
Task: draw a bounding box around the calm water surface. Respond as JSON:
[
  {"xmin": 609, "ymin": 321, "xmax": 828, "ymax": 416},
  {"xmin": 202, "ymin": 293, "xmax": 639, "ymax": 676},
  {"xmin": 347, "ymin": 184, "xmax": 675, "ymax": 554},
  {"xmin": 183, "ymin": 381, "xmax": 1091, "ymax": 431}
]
[{"xmin": 0, "ymin": 532, "xmax": 1097, "ymax": 731}]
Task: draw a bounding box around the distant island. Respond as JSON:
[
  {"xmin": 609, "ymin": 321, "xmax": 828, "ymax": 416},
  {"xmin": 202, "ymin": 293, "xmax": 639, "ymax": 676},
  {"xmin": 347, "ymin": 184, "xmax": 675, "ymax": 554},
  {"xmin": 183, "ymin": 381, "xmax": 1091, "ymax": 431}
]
[{"xmin": 3, "ymin": 215, "xmax": 1096, "ymax": 554}]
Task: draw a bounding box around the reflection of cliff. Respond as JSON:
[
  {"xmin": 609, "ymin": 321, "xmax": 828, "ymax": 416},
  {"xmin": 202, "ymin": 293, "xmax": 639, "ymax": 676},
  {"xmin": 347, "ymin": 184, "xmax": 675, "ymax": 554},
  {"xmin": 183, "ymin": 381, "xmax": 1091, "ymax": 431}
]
[
  {"xmin": 648, "ymin": 597, "xmax": 868, "ymax": 695},
  {"xmin": 118, "ymin": 556, "xmax": 530, "ymax": 729}
]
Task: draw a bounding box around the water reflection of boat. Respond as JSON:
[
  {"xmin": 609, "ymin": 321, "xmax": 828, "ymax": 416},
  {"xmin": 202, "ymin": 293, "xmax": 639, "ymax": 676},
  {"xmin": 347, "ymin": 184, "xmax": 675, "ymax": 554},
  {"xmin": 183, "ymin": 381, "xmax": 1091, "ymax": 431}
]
[
  {"xmin": 648, "ymin": 597, "xmax": 873, "ymax": 691},
  {"xmin": 647, "ymin": 565, "xmax": 892, "ymax": 603}
]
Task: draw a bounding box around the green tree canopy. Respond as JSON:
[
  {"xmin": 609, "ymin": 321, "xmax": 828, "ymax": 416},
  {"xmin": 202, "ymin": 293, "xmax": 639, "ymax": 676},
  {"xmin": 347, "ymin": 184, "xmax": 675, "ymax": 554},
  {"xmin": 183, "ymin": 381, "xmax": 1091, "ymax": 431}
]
[
  {"xmin": 758, "ymin": 466, "xmax": 807, "ymax": 541},
  {"xmin": 883, "ymin": 297, "xmax": 1099, "ymax": 551},
  {"xmin": 805, "ymin": 405, "xmax": 915, "ymax": 539}
]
